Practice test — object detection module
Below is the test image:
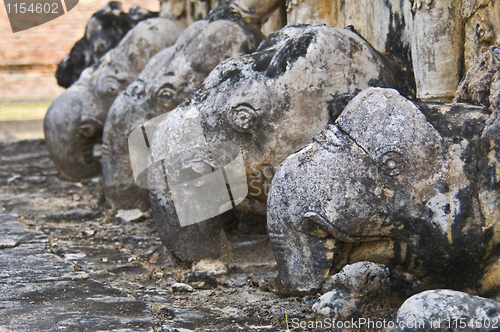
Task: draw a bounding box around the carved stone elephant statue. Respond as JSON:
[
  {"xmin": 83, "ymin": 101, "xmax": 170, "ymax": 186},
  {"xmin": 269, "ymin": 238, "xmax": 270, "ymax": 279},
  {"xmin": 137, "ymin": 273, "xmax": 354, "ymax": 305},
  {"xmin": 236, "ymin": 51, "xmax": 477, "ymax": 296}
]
[
  {"xmin": 44, "ymin": 18, "xmax": 184, "ymax": 181},
  {"xmin": 101, "ymin": 8, "xmax": 264, "ymax": 211},
  {"xmin": 146, "ymin": 24, "xmax": 403, "ymax": 262},
  {"xmin": 267, "ymin": 87, "xmax": 500, "ymax": 297}
]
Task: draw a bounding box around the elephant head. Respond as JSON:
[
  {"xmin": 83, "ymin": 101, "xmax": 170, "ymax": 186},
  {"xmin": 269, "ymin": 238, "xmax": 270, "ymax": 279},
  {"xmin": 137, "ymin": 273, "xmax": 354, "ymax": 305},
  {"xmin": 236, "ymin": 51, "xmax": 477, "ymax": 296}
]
[
  {"xmin": 267, "ymin": 87, "xmax": 500, "ymax": 295},
  {"xmin": 146, "ymin": 25, "xmax": 402, "ymax": 262},
  {"xmin": 101, "ymin": 13, "xmax": 264, "ymax": 210},
  {"xmin": 44, "ymin": 18, "xmax": 184, "ymax": 181}
]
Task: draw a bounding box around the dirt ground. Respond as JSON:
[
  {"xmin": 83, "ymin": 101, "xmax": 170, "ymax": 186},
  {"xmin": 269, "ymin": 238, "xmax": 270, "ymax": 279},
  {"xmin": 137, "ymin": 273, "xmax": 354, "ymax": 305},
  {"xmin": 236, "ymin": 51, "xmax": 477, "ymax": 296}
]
[
  {"xmin": 0, "ymin": 101, "xmax": 50, "ymax": 140},
  {"xmin": 0, "ymin": 120, "xmax": 44, "ymax": 140},
  {"xmin": 0, "ymin": 138, "xmax": 326, "ymax": 331}
]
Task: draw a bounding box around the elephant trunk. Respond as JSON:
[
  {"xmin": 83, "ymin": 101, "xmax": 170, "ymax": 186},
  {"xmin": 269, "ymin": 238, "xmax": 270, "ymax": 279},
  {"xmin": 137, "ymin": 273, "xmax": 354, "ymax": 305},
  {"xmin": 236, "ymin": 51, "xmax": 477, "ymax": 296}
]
[
  {"xmin": 44, "ymin": 87, "xmax": 103, "ymax": 181},
  {"xmin": 101, "ymin": 90, "xmax": 151, "ymax": 211},
  {"xmin": 267, "ymin": 180, "xmax": 339, "ymax": 295},
  {"xmin": 149, "ymin": 189, "xmax": 228, "ymax": 262},
  {"xmin": 268, "ymin": 225, "xmax": 336, "ymax": 295}
]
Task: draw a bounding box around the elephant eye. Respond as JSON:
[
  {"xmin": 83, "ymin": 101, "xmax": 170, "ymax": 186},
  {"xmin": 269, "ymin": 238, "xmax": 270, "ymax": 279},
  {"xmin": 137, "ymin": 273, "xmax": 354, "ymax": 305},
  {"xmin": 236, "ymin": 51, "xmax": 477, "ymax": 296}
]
[
  {"xmin": 98, "ymin": 77, "xmax": 120, "ymax": 97},
  {"xmin": 157, "ymin": 84, "xmax": 176, "ymax": 101},
  {"xmin": 229, "ymin": 104, "xmax": 258, "ymax": 131},
  {"xmin": 379, "ymin": 151, "xmax": 404, "ymax": 176},
  {"xmin": 493, "ymin": 47, "xmax": 500, "ymax": 63}
]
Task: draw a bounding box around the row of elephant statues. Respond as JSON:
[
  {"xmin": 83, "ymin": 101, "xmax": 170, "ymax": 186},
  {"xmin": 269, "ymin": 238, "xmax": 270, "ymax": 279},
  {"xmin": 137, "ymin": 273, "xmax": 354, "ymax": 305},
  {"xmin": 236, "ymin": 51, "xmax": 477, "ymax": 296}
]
[{"xmin": 44, "ymin": 0, "xmax": 500, "ymax": 323}]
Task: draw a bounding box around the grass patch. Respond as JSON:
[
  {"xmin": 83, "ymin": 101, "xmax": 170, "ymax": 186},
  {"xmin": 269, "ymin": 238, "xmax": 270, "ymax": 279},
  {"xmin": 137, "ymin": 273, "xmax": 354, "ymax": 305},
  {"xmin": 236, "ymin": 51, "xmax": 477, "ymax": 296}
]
[{"xmin": 0, "ymin": 101, "xmax": 51, "ymax": 121}]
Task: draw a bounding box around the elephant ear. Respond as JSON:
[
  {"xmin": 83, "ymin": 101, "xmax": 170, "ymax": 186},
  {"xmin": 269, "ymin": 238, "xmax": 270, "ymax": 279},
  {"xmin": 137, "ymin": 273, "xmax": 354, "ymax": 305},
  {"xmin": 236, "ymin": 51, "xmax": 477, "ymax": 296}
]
[
  {"xmin": 479, "ymin": 112, "xmax": 500, "ymax": 232},
  {"xmin": 492, "ymin": 46, "xmax": 500, "ymax": 64},
  {"xmin": 184, "ymin": 19, "xmax": 263, "ymax": 77},
  {"xmin": 121, "ymin": 18, "xmax": 184, "ymax": 73}
]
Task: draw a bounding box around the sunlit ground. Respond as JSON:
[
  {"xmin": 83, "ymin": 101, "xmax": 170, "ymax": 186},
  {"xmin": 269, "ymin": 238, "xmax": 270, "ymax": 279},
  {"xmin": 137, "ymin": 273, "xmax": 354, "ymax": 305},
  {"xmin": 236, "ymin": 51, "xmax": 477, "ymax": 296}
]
[{"xmin": 0, "ymin": 101, "xmax": 50, "ymax": 140}]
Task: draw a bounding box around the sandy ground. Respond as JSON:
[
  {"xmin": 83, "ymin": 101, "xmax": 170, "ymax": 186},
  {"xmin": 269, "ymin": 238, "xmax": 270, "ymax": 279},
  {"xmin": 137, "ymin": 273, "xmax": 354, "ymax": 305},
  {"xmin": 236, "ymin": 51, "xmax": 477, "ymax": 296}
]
[
  {"xmin": 0, "ymin": 100, "xmax": 50, "ymax": 140},
  {"xmin": 0, "ymin": 119, "xmax": 44, "ymax": 140}
]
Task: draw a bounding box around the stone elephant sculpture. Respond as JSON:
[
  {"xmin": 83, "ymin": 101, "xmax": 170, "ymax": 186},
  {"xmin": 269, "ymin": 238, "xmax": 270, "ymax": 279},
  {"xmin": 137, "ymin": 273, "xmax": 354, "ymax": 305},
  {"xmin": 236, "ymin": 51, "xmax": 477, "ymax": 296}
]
[
  {"xmin": 55, "ymin": 1, "xmax": 158, "ymax": 88},
  {"xmin": 101, "ymin": 6, "xmax": 265, "ymax": 211},
  {"xmin": 44, "ymin": 18, "xmax": 184, "ymax": 181},
  {"xmin": 146, "ymin": 24, "xmax": 403, "ymax": 262},
  {"xmin": 267, "ymin": 87, "xmax": 500, "ymax": 297}
]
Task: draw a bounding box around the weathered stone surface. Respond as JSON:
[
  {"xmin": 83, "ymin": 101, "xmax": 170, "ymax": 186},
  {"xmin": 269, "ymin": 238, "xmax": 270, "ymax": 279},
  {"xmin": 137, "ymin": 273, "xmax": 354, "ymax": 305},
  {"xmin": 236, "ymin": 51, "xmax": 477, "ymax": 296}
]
[
  {"xmin": 285, "ymin": 0, "xmax": 415, "ymax": 97},
  {"xmin": 160, "ymin": 0, "xmax": 285, "ymax": 26},
  {"xmin": 55, "ymin": 1, "xmax": 158, "ymax": 88},
  {"xmin": 0, "ymin": 213, "xmax": 48, "ymax": 247},
  {"xmin": 313, "ymin": 262, "xmax": 424, "ymax": 319},
  {"xmin": 390, "ymin": 290, "xmax": 500, "ymax": 332},
  {"xmin": 171, "ymin": 282, "xmax": 194, "ymax": 293},
  {"xmin": 161, "ymin": 306, "xmax": 214, "ymax": 330},
  {"xmin": 101, "ymin": 8, "xmax": 264, "ymax": 211},
  {"xmin": 0, "ymin": 208, "xmax": 158, "ymax": 331},
  {"xmin": 463, "ymin": 1, "xmax": 500, "ymax": 73},
  {"xmin": 406, "ymin": 0, "xmax": 464, "ymax": 100},
  {"xmin": 147, "ymin": 24, "xmax": 402, "ymax": 262},
  {"xmin": 160, "ymin": 0, "xmax": 213, "ymax": 25},
  {"xmin": 0, "ymin": 215, "xmax": 86, "ymax": 285},
  {"xmin": 260, "ymin": 3, "xmax": 286, "ymax": 37},
  {"xmin": 455, "ymin": 46, "xmax": 500, "ymax": 111},
  {"xmin": 267, "ymin": 87, "xmax": 498, "ymax": 295},
  {"xmin": 286, "ymin": 0, "xmax": 500, "ymax": 101},
  {"xmin": 1, "ymin": 280, "xmax": 158, "ymax": 332},
  {"xmin": 192, "ymin": 259, "xmax": 228, "ymax": 276},
  {"xmin": 44, "ymin": 17, "xmax": 184, "ymax": 181},
  {"xmin": 286, "ymin": 0, "xmax": 409, "ymax": 59},
  {"xmin": 0, "ymin": 245, "xmax": 89, "ymax": 284},
  {"xmin": 116, "ymin": 209, "xmax": 148, "ymax": 222},
  {"xmin": 227, "ymin": 0, "xmax": 285, "ymax": 26}
]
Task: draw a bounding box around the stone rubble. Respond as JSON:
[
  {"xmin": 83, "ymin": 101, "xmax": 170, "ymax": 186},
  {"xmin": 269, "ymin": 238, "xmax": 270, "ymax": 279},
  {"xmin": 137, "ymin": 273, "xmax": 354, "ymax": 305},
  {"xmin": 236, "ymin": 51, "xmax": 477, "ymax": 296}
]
[{"xmin": 313, "ymin": 262, "xmax": 424, "ymax": 320}]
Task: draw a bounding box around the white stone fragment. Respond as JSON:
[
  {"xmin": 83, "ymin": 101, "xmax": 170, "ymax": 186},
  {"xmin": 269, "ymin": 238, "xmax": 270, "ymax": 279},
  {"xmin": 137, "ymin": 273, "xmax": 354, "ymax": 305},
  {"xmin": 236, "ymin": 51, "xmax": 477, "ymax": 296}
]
[
  {"xmin": 172, "ymin": 283, "xmax": 194, "ymax": 293},
  {"xmin": 115, "ymin": 209, "xmax": 146, "ymax": 222}
]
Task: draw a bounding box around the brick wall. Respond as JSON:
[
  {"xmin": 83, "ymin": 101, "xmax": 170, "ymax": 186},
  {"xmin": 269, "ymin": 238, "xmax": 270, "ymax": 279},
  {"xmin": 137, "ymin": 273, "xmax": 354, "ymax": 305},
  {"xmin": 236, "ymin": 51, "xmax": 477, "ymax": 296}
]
[{"xmin": 0, "ymin": 0, "xmax": 160, "ymax": 68}]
